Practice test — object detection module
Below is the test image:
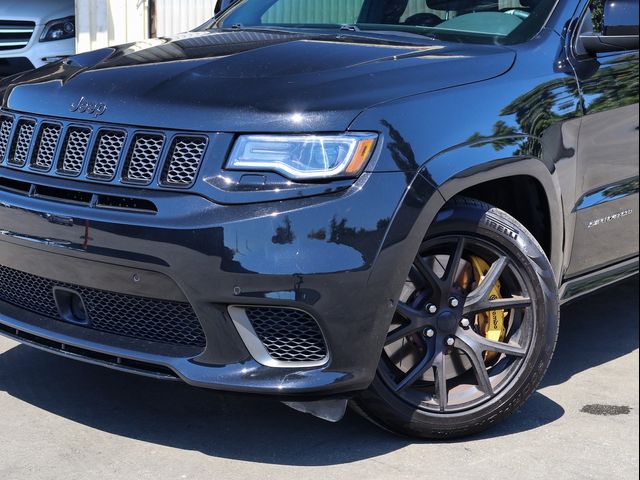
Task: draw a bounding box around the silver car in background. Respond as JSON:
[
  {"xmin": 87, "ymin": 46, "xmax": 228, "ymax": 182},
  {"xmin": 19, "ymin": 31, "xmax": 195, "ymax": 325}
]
[{"xmin": 0, "ymin": 0, "xmax": 75, "ymax": 76}]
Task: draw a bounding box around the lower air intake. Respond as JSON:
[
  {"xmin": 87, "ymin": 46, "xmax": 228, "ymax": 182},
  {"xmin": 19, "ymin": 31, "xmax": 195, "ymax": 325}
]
[
  {"xmin": 242, "ymin": 307, "xmax": 328, "ymax": 364},
  {"xmin": 0, "ymin": 264, "xmax": 205, "ymax": 348}
]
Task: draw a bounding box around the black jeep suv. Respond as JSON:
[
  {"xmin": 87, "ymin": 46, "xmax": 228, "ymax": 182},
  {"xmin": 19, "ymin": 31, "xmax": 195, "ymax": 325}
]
[{"xmin": 0, "ymin": 0, "xmax": 637, "ymax": 438}]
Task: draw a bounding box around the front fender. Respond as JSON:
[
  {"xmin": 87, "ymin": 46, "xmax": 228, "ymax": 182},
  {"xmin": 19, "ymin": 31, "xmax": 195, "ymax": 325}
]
[
  {"xmin": 368, "ymin": 137, "xmax": 566, "ymax": 328},
  {"xmin": 422, "ymin": 140, "xmax": 564, "ymax": 282}
]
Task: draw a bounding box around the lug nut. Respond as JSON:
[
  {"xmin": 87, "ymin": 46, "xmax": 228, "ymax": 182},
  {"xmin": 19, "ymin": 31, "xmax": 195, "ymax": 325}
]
[
  {"xmin": 460, "ymin": 318, "xmax": 471, "ymax": 328},
  {"xmin": 424, "ymin": 328, "xmax": 435, "ymax": 338},
  {"xmin": 427, "ymin": 304, "xmax": 438, "ymax": 314},
  {"xmin": 446, "ymin": 337, "xmax": 455, "ymax": 347},
  {"xmin": 449, "ymin": 297, "xmax": 460, "ymax": 308}
]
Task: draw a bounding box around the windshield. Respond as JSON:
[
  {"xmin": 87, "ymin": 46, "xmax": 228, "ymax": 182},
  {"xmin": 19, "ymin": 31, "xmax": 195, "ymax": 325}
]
[{"xmin": 213, "ymin": 0, "xmax": 558, "ymax": 45}]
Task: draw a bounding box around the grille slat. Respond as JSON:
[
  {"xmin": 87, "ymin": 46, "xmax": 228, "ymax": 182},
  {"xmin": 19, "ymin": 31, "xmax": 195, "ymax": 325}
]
[
  {"xmin": 245, "ymin": 307, "xmax": 328, "ymax": 363},
  {"xmin": 89, "ymin": 130, "xmax": 126, "ymax": 180},
  {"xmin": 8, "ymin": 119, "xmax": 35, "ymax": 166},
  {"xmin": 124, "ymin": 134, "xmax": 164, "ymax": 184},
  {"xmin": 0, "ymin": 115, "xmax": 13, "ymax": 161},
  {"xmin": 31, "ymin": 123, "xmax": 62, "ymax": 171},
  {"xmin": 59, "ymin": 127, "xmax": 92, "ymax": 175},
  {"xmin": 0, "ymin": 21, "xmax": 35, "ymax": 51},
  {"xmin": 162, "ymin": 136, "xmax": 207, "ymax": 187},
  {"xmin": 0, "ymin": 264, "xmax": 206, "ymax": 348}
]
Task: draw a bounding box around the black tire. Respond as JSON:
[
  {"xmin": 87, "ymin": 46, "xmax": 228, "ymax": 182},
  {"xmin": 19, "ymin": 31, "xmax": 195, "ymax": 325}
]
[{"xmin": 353, "ymin": 197, "xmax": 559, "ymax": 439}]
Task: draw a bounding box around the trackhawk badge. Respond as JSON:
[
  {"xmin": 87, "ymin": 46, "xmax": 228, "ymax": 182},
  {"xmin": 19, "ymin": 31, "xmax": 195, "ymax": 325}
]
[{"xmin": 70, "ymin": 96, "xmax": 107, "ymax": 117}]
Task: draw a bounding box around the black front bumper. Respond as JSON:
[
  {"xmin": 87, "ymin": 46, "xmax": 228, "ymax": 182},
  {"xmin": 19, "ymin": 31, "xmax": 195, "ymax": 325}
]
[{"xmin": 0, "ymin": 165, "xmax": 433, "ymax": 397}]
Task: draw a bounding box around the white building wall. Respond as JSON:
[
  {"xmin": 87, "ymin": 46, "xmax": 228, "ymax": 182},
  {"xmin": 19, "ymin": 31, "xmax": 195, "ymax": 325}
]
[
  {"xmin": 155, "ymin": 0, "xmax": 216, "ymax": 38},
  {"xmin": 76, "ymin": 0, "xmax": 149, "ymax": 53},
  {"xmin": 75, "ymin": 0, "xmax": 215, "ymax": 54}
]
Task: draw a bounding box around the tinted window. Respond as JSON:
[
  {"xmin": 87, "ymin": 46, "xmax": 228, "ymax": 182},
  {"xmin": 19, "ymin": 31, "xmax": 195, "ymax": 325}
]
[
  {"xmin": 263, "ymin": 0, "xmax": 366, "ymax": 24},
  {"xmin": 216, "ymin": 0, "xmax": 558, "ymax": 45}
]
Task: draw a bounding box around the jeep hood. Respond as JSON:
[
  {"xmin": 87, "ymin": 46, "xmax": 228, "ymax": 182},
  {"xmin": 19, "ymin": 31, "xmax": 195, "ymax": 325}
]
[{"xmin": 2, "ymin": 30, "xmax": 515, "ymax": 132}]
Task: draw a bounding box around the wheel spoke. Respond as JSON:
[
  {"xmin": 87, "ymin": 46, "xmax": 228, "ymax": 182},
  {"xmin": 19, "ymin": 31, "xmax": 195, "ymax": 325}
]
[
  {"xmin": 464, "ymin": 256, "xmax": 508, "ymax": 311},
  {"xmin": 395, "ymin": 302, "xmax": 426, "ymax": 323},
  {"xmin": 458, "ymin": 328, "xmax": 527, "ymax": 357},
  {"xmin": 386, "ymin": 323, "xmax": 420, "ymax": 346},
  {"xmin": 394, "ymin": 343, "xmax": 436, "ymax": 392},
  {"xmin": 455, "ymin": 338, "xmax": 494, "ymax": 395},
  {"xmin": 411, "ymin": 257, "xmax": 442, "ymax": 295},
  {"xmin": 433, "ymin": 352, "xmax": 448, "ymax": 411},
  {"xmin": 443, "ymin": 237, "xmax": 465, "ymax": 289},
  {"xmin": 386, "ymin": 303, "xmax": 430, "ymax": 345},
  {"xmin": 465, "ymin": 296, "xmax": 532, "ymax": 315}
]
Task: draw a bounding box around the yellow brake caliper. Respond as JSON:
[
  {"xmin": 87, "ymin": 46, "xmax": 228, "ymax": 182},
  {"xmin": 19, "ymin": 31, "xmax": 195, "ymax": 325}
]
[{"xmin": 470, "ymin": 256, "xmax": 506, "ymax": 363}]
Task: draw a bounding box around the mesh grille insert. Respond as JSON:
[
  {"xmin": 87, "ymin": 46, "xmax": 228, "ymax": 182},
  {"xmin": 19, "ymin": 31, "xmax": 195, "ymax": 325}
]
[
  {"xmin": 245, "ymin": 307, "xmax": 328, "ymax": 363},
  {"xmin": 162, "ymin": 136, "xmax": 207, "ymax": 187},
  {"xmin": 59, "ymin": 127, "xmax": 91, "ymax": 175},
  {"xmin": 123, "ymin": 134, "xmax": 164, "ymax": 184},
  {"xmin": 89, "ymin": 130, "xmax": 126, "ymax": 180},
  {"xmin": 8, "ymin": 119, "xmax": 35, "ymax": 167},
  {"xmin": 0, "ymin": 264, "xmax": 206, "ymax": 348},
  {"xmin": 31, "ymin": 123, "xmax": 62, "ymax": 171},
  {"xmin": 0, "ymin": 115, "xmax": 13, "ymax": 161}
]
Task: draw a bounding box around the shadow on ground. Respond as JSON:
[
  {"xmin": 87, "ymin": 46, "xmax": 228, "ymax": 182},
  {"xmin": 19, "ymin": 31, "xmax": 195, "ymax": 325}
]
[{"xmin": 0, "ymin": 277, "xmax": 636, "ymax": 465}]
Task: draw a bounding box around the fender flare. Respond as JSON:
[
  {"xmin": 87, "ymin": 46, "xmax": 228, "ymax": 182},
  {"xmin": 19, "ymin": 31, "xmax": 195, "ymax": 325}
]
[
  {"xmin": 422, "ymin": 139, "xmax": 564, "ymax": 282},
  {"xmin": 368, "ymin": 138, "xmax": 565, "ymax": 316}
]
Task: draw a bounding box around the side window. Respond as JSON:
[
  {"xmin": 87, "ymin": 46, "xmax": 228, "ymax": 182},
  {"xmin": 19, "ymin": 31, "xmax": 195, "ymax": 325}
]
[
  {"xmin": 400, "ymin": 0, "xmax": 447, "ymax": 21},
  {"xmin": 399, "ymin": 0, "xmax": 534, "ymax": 23},
  {"xmin": 262, "ymin": 0, "xmax": 366, "ymax": 24}
]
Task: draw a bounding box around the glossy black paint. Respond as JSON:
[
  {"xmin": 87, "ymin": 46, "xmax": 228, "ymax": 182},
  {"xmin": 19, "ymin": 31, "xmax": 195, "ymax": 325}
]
[{"xmin": 0, "ymin": 0, "xmax": 638, "ymax": 396}]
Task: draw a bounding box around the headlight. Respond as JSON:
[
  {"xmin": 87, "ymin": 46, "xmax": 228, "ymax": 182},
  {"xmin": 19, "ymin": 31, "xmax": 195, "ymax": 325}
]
[
  {"xmin": 226, "ymin": 133, "xmax": 378, "ymax": 180},
  {"xmin": 40, "ymin": 16, "xmax": 76, "ymax": 42}
]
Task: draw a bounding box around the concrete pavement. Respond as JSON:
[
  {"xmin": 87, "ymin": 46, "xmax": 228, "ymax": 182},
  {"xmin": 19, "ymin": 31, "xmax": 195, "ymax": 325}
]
[{"xmin": 0, "ymin": 277, "xmax": 638, "ymax": 480}]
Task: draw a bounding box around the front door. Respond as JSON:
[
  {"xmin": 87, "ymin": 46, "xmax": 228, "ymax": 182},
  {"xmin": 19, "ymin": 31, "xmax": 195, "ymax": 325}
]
[{"xmin": 566, "ymin": 0, "xmax": 639, "ymax": 278}]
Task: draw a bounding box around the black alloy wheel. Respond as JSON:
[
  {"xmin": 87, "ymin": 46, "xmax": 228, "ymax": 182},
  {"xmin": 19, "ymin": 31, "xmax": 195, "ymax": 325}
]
[{"xmin": 353, "ymin": 198, "xmax": 559, "ymax": 438}]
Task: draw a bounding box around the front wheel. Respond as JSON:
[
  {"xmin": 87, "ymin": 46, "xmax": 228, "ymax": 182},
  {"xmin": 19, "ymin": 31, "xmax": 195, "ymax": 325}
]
[{"xmin": 353, "ymin": 198, "xmax": 559, "ymax": 439}]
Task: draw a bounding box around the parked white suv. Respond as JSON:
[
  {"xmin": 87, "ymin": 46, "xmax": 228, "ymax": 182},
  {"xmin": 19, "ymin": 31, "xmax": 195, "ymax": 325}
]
[{"xmin": 0, "ymin": 0, "xmax": 75, "ymax": 76}]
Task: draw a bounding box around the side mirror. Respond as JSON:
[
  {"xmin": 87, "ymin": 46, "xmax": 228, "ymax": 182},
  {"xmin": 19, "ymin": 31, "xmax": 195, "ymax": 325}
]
[
  {"xmin": 579, "ymin": 0, "xmax": 639, "ymax": 54},
  {"xmin": 214, "ymin": 0, "xmax": 239, "ymax": 15}
]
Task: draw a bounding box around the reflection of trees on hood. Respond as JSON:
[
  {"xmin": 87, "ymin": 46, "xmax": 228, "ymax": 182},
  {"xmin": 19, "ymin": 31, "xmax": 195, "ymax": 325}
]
[
  {"xmin": 466, "ymin": 120, "xmax": 521, "ymax": 151},
  {"xmin": 499, "ymin": 78, "xmax": 580, "ymax": 139},
  {"xmin": 380, "ymin": 119, "xmax": 435, "ymax": 206},
  {"xmin": 272, "ymin": 216, "xmax": 296, "ymax": 245},
  {"xmin": 464, "ymin": 76, "xmax": 580, "ymax": 157}
]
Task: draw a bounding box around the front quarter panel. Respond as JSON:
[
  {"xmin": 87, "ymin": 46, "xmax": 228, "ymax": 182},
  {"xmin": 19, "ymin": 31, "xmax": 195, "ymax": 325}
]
[{"xmin": 355, "ymin": 29, "xmax": 583, "ymax": 284}]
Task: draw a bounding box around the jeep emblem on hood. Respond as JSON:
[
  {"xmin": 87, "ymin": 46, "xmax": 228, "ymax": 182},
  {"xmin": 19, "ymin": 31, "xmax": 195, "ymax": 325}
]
[{"xmin": 70, "ymin": 96, "xmax": 107, "ymax": 117}]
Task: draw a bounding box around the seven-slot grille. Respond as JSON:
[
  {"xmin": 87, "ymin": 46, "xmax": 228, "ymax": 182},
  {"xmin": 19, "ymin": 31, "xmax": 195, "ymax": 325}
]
[
  {"xmin": 0, "ymin": 20, "xmax": 35, "ymax": 51},
  {"xmin": 0, "ymin": 264, "xmax": 206, "ymax": 348},
  {"xmin": 0, "ymin": 111, "xmax": 208, "ymax": 189}
]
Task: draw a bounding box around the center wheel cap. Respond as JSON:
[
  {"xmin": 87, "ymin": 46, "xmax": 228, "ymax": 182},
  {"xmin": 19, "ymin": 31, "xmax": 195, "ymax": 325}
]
[{"xmin": 436, "ymin": 311, "xmax": 458, "ymax": 334}]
